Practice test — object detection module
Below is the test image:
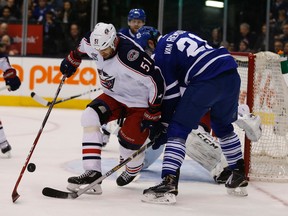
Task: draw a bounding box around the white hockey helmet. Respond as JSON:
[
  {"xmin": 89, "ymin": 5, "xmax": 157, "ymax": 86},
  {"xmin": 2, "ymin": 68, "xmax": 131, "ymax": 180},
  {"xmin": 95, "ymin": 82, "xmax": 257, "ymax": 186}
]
[{"xmin": 90, "ymin": 22, "xmax": 117, "ymax": 51}]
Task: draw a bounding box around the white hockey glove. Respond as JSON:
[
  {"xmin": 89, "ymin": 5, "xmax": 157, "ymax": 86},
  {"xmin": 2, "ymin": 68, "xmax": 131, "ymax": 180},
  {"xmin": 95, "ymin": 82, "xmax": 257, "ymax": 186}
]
[{"xmin": 235, "ymin": 104, "xmax": 262, "ymax": 142}]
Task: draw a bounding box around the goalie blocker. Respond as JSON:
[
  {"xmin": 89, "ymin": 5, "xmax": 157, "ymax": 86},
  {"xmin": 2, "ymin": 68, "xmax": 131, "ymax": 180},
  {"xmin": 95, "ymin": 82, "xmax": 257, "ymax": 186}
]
[{"xmin": 185, "ymin": 104, "xmax": 262, "ymax": 184}]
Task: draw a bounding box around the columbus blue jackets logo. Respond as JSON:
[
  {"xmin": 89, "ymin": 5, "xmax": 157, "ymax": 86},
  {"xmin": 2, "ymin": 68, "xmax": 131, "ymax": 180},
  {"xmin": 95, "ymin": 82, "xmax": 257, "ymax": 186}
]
[
  {"xmin": 127, "ymin": 49, "xmax": 139, "ymax": 61},
  {"xmin": 98, "ymin": 69, "xmax": 115, "ymax": 91},
  {"xmin": 91, "ymin": 52, "xmax": 98, "ymax": 61}
]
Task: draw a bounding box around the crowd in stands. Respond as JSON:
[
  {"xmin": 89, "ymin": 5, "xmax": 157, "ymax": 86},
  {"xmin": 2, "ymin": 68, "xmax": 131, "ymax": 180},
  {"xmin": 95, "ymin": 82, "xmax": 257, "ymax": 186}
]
[
  {"xmin": 0, "ymin": 0, "xmax": 89, "ymax": 56},
  {"xmin": 1, "ymin": 0, "xmax": 288, "ymax": 57},
  {"xmin": 207, "ymin": 0, "xmax": 288, "ymax": 56}
]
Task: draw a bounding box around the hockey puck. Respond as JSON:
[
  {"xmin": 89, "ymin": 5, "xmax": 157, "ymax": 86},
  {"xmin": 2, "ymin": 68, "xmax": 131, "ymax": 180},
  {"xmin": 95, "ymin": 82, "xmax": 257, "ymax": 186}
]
[{"xmin": 27, "ymin": 163, "xmax": 36, "ymax": 172}]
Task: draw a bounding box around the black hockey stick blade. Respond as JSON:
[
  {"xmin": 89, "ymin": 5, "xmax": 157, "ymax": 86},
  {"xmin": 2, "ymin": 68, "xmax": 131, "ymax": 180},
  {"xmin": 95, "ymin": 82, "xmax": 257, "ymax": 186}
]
[{"xmin": 42, "ymin": 187, "xmax": 78, "ymax": 199}]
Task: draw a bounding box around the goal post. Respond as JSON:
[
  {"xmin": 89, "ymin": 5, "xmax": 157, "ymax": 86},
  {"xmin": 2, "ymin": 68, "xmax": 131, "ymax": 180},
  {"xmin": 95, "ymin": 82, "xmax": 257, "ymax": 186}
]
[{"xmin": 232, "ymin": 51, "xmax": 288, "ymax": 182}]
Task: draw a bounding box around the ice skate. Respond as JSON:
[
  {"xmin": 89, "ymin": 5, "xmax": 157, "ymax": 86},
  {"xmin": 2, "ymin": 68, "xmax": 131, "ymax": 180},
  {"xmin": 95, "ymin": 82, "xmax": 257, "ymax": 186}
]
[
  {"xmin": 67, "ymin": 170, "xmax": 102, "ymax": 194},
  {"xmin": 116, "ymin": 171, "xmax": 137, "ymax": 186},
  {"xmin": 225, "ymin": 159, "xmax": 248, "ymax": 196},
  {"xmin": 214, "ymin": 167, "xmax": 232, "ymax": 184},
  {"xmin": 0, "ymin": 140, "xmax": 11, "ymax": 158},
  {"xmin": 142, "ymin": 173, "xmax": 179, "ymax": 204}
]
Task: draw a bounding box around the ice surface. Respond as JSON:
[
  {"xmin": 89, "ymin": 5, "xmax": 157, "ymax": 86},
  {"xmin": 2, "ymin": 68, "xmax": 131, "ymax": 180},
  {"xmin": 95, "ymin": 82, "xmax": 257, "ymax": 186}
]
[{"xmin": 0, "ymin": 106, "xmax": 287, "ymax": 216}]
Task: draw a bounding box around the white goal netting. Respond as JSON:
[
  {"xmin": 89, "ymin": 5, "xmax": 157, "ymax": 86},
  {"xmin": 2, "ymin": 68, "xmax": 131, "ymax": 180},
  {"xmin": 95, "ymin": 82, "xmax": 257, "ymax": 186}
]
[{"xmin": 233, "ymin": 51, "xmax": 288, "ymax": 182}]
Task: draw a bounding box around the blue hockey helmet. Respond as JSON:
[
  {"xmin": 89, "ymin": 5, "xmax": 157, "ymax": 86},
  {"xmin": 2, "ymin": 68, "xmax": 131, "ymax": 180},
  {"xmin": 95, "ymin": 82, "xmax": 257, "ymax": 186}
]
[
  {"xmin": 135, "ymin": 26, "xmax": 160, "ymax": 49},
  {"xmin": 128, "ymin": 9, "xmax": 146, "ymax": 22}
]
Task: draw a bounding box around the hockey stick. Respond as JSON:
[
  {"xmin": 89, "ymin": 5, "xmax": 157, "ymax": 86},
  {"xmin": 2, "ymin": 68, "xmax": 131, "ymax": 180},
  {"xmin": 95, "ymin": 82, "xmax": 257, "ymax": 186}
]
[
  {"xmin": 31, "ymin": 88, "xmax": 100, "ymax": 106},
  {"xmin": 11, "ymin": 75, "xmax": 67, "ymax": 203},
  {"xmin": 0, "ymin": 85, "xmax": 9, "ymax": 91},
  {"xmin": 42, "ymin": 139, "xmax": 155, "ymax": 199}
]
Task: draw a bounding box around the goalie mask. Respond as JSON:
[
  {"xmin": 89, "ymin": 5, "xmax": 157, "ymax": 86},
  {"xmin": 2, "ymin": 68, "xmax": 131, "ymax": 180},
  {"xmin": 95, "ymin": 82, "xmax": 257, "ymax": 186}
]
[
  {"xmin": 135, "ymin": 26, "xmax": 160, "ymax": 50},
  {"xmin": 90, "ymin": 22, "xmax": 117, "ymax": 51}
]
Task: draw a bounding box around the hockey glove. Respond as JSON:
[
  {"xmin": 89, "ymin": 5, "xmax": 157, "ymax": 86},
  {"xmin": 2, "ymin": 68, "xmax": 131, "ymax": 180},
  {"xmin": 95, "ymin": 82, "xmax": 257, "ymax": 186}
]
[
  {"xmin": 141, "ymin": 104, "xmax": 161, "ymax": 139},
  {"xmin": 152, "ymin": 122, "xmax": 168, "ymax": 150},
  {"xmin": 3, "ymin": 68, "xmax": 21, "ymax": 91},
  {"xmin": 60, "ymin": 50, "xmax": 82, "ymax": 78}
]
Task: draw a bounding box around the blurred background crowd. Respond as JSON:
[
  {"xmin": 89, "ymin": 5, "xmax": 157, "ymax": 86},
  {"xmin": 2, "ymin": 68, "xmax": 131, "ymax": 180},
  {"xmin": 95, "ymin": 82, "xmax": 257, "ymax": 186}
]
[{"xmin": 1, "ymin": 0, "xmax": 288, "ymax": 57}]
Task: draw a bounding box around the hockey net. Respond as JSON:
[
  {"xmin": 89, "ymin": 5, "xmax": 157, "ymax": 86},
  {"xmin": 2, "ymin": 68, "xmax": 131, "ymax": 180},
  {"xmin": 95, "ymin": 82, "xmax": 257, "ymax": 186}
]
[{"xmin": 232, "ymin": 51, "xmax": 288, "ymax": 182}]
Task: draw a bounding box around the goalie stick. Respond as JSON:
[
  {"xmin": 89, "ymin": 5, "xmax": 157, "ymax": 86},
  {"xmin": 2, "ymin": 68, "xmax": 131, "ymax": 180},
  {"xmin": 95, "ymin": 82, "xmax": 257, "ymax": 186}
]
[
  {"xmin": 31, "ymin": 88, "xmax": 100, "ymax": 106},
  {"xmin": 42, "ymin": 139, "xmax": 155, "ymax": 199},
  {"xmin": 11, "ymin": 75, "xmax": 67, "ymax": 203}
]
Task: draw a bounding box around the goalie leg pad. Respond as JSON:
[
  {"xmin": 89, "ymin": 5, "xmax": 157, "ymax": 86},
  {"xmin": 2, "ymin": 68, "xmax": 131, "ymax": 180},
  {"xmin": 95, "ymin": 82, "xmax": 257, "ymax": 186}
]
[{"xmin": 185, "ymin": 126, "xmax": 223, "ymax": 172}]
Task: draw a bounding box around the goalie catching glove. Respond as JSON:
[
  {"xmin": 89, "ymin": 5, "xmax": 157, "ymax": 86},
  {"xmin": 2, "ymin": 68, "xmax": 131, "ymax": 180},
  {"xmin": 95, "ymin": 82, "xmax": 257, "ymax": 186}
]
[
  {"xmin": 60, "ymin": 50, "xmax": 82, "ymax": 77},
  {"xmin": 3, "ymin": 68, "xmax": 21, "ymax": 91}
]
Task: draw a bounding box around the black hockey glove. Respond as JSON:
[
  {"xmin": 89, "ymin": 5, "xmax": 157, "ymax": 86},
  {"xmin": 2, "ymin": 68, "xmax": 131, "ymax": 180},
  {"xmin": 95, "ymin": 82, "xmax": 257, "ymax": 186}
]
[
  {"xmin": 141, "ymin": 104, "xmax": 161, "ymax": 138},
  {"xmin": 3, "ymin": 68, "xmax": 21, "ymax": 91},
  {"xmin": 60, "ymin": 50, "xmax": 82, "ymax": 78},
  {"xmin": 152, "ymin": 123, "xmax": 168, "ymax": 150}
]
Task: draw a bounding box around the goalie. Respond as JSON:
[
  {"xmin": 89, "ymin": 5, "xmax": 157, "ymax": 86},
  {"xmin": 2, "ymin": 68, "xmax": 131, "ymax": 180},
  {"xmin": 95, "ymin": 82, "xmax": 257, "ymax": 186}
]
[{"xmin": 143, "ymin": 104, "xmax": 262, "ymax": 184}]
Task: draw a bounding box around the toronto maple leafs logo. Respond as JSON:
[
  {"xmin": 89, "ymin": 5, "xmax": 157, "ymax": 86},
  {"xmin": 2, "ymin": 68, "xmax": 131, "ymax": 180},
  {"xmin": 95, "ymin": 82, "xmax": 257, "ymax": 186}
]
[{"xmin": 98, "ymin": 69, "xmax": 115, "ymax": 91}]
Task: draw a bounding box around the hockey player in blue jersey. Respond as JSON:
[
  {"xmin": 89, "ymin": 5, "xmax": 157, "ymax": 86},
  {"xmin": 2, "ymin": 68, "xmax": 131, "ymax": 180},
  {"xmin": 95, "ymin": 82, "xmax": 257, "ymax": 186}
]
[
  {"xmin": 118, "ymin": 9, "xmax": 146, "ymax": 40},
  {"xmin": 135, "ymin": 26, "xmax": 249, "ymax": 204}
]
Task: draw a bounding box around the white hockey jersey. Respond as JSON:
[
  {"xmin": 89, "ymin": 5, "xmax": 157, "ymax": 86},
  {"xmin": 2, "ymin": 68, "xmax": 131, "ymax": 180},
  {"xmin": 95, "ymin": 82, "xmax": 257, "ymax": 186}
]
[
  {"xmin": 0, "ymin": 54, "xmax": 12, "ymax": 72},
  {"xmin": 77, "ymin": 33, "xmax": 165, "ymax": 108}
]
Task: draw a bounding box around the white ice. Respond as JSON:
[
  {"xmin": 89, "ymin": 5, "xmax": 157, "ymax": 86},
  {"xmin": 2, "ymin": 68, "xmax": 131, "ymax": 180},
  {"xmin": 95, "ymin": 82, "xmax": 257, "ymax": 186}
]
[{"xmin": 0, "ymin": 106, "xmax": 287, "ymax": 216}]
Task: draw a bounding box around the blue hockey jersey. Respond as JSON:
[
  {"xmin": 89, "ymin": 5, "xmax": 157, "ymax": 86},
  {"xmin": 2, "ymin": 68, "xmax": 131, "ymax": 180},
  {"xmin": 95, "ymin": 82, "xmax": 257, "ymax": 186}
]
[{"xmin": 152, "ymin": 30, "xmax": 238, "ymax": 123}]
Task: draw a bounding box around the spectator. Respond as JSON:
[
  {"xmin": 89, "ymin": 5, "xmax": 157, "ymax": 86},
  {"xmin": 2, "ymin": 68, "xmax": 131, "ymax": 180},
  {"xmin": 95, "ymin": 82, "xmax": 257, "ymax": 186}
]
[
  {"xmin": 61, "ymin": 22, "xmax": 81, "ymax": 55},
  {"xmin": 74, "ymin": 0, "xmax": 90, "ymax": 33},
  {"xmin": 57, "ymin": 0, "xmax": 77, "ymax": 36},
  {"xmin": 283, "ymin": 41, "xmax": 288, "ymax": 56},
  {"xmin": 3, "ymin": 0, "xmax": 21, "ymax": 19},
  {"xmin": 238, "ymin": 39, "xmax": 251, "ymax": 52},
  {"xmin": 273, "ymin": 8, "xmax": 288, "ymax": 36},
  {"xmin": 235, "ymin": 22, "xmax": 257, "ymax": 51},
  {"xmin": 253, "ymin": 23, "xmax": 274, "ymax": 52},
  {"xmin": 1, "ymin": 34, "xmax": 19, "ymax": 55},
  {"xmin": 0, "ymin": 22, "xmax": 9, "ymax": 37},
  {"xmin": 274, "ymin": 39, "xmax": 284, "ymax": 53},
  {"xmin": 42, "ymin": 10, "xmax": 63, "ymax": 56},
  {"xmin": 0, "ymin": 5, "xmax": 17, "ymax": 22},
  {"xmin": 207, "ymin": 27, "xmax": 222, "ymax": 49},
  {"xmin": 33, "ymin": 0, "xmax": 55, "ymax": 23},
  {"xmin": 271, "ymin": 0, "xmax": 288, "ymax": 20},
  {"xmin": 276, "ymin": 23, "xmax": 288, "ymax": 44}
]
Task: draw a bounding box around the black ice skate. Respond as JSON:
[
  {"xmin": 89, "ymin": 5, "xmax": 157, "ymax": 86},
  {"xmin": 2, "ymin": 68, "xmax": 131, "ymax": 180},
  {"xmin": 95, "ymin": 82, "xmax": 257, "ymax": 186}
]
[
  {"xmin": 225, "ymin": 159, "xmax": 248, "ymax": 196},
  {"xmin": 214, "ymin": 166, "xmax": 232, "ymax": 184},
  {"xmin": 142, "ymin": 171, "xmax": 179, "ymax": 204},
  {"xmin": 116, "ymin": 171, "xmax": 137, "ymax": 186},
  {"xmin": 67, "ymin": 170, "xmax": 102, "ymax": 194},
  {"xmin": 0, "ymin": 140, "xmax": 11, "ymax": 157}
]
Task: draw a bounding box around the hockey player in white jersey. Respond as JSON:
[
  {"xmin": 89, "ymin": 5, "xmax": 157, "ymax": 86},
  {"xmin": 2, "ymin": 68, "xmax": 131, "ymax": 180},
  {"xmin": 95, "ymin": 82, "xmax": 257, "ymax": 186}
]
[
  {"xmin": 59, "ymin": 23, "xmax": 165, "ymax": 194},
  {"xmin": 0, "ymin": 42, "xmax": 21, "ymax": 157},
  {"xmin": 101, "ymin": 8, "xmax": 147, "ymax": 147},
  {"xmin": 135, "ymin": 26, "xmax": 250, "ymax": 204}
]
